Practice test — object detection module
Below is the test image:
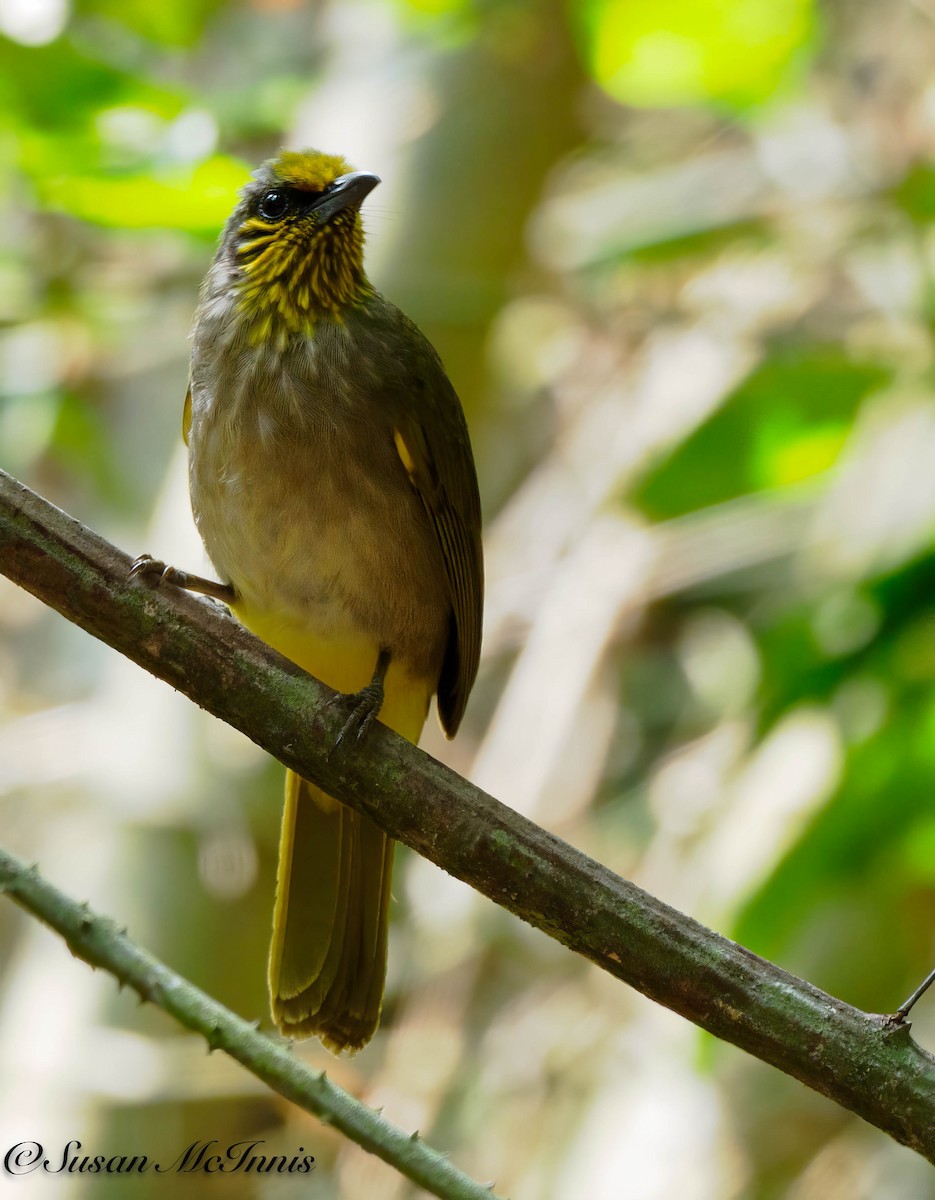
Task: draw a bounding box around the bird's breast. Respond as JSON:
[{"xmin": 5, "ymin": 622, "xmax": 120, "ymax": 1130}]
[{"xmin": 187, "ymin": 325, "xmax": 449, "ymax": 682}]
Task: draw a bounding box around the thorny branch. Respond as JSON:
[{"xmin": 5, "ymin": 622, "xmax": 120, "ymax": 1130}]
[{"xmin": 2, "ymin": 467, "xmax": 935, "ymax": 1164}]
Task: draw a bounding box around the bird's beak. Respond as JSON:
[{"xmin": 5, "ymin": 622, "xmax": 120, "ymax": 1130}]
[{"xmin": 312, "ymin": 172, "xmax": 381, "ymax": 222}]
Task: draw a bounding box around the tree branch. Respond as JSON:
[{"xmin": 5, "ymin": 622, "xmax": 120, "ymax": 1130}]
[
  {"xmin": 0, "ymin": 848, "xmax": 499, "ymax": 1200},
  {"xmin": 2, "ymin": 466, "xmax": 935, "ymax": 1161}
]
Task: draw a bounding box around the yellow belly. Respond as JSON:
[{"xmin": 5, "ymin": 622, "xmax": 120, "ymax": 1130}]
[{"xmin": 233, "ymin": 600, "xmax": 432, "ymax": 744}]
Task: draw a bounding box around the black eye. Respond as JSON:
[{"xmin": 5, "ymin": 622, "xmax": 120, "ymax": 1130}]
[{"xmin": 259, "ymin": 189, "xmax": 289, "ymax": 220}]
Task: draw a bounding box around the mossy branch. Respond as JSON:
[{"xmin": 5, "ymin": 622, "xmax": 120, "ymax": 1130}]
[
  {"xmin": 0, "ymin": 848, "xmax": 499, "ymax": 1200},
  {"xmin": 3, "ymin": 466, "xmax": 935, "ymax": 1163}
]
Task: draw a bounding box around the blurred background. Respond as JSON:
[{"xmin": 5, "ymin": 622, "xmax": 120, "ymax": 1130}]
[{"xmin": 3, "ymin": 0, "xmax": 935, "ymax": 1196}]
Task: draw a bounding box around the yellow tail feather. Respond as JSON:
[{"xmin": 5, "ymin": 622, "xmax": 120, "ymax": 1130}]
[
  {"xmin": 253, "ymin": 620, "xmax": 432, "ymax": 1052},
  {"xmin": 269, "ymin": 772, "xmax": 392, "ymax": 1051}
]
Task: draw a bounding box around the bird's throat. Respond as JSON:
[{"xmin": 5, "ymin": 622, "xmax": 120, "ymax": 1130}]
[{"xmin": 234, "ymin": 212, "xmax": 370, "ymax": 346}]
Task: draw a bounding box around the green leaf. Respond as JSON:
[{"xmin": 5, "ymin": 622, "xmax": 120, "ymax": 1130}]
[
  {"xmin": 35, "ymin": 155, "xmax": 248, "ymax": 231},
  {"xmin": 575, "ymin": 0, "xmax": 816, "ymax": 109},
  {"xmin": 632, "ymin": 346, "xmax": 891, "ymax": 520},
  {"xmin": 72, "ymin": 0, "xmax": 225, "ymax": 47},
  {"xmin": 0, "ymin": 36, "xmax": 182, "ymax": 128},
  {"xmin": 893, "ymin": 164, "xmax": 935, "ymax": 221}
]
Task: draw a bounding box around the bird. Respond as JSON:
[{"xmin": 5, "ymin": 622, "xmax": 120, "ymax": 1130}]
[{"xmin": 133, "ymin": 148, "xmax": 483, "ymax": 1053}]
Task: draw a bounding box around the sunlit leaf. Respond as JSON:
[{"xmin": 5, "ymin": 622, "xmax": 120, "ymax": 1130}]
[
  {"xmin": 35, "ymin": 155, "xmax": 248, "ymax": 231},
  {"xmin": 0, "ymin": 35, "xmax": 183, "ymax": 127},
  {"xmin": 575, "ymin": 0, "xmax": 816, "ymax": 108},
  {"xmin": 72, "ymin": 0, "xmax": 225, "ymax": 47},
  {"xmin": 632, "ymin": 347, "xmax": 890, "ymax": 520}
]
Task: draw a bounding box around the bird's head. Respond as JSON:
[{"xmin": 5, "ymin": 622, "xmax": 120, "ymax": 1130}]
[{"xmin": 225, "ymin": 149, "xmax": 380, "ymax": 343}]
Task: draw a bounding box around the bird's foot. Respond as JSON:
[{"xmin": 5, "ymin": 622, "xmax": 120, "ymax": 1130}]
[
  {"xmin": 130, "ymin": 554, "xmax": 236, "ymax": 604},
  {"xmin": 329, "ymin": 681, "xmax": 385, "ymax": 754},
  {"xmin": 327, "ymin": 647, "xmax": 391, "ymax": 755},
  {"xmin": 129, "ymin": 553, "xmax": 176, "ymax": 586}
]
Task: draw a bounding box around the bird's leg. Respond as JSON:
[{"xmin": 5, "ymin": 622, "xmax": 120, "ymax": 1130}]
[
  {"xmin": 129, "ymin": 553, "xmax": 237, "ymax": 605},
  {"xmin": 331, "ymin": 646, "xmax": 391, "ymax": 751}
]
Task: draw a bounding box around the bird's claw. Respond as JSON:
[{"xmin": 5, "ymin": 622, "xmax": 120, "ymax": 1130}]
[
  {"xmin": 328, "ymin": 682, "xmax": 385, "ymax": 757},
  {"xmin": 129, "ymin": 554, "xmax": 175, "ymax": 586}
]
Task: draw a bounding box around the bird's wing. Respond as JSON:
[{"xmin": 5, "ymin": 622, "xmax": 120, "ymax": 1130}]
[{"xmin": 390, "ymin": 329, "xmax": 484, "ymax": 736}]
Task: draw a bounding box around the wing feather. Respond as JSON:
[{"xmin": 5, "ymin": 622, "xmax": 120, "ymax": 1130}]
[{"xmin": 391, "ymin": 356, "xmax": 483, "ymax": 736}]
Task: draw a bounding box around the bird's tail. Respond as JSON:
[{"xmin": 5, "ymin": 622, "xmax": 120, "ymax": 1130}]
[{"xmin": 269, "ymin": 771, "xmax": 394, "ymax": 1052}]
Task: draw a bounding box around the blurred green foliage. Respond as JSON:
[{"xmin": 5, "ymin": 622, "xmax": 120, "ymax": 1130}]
[
  {"xmin": 578, "ymin": 0, "xmax": 815, "ymax": 108},
  {"xmin": 634, "ymin": 346, "xmax": 892, "ymax": 518}
]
